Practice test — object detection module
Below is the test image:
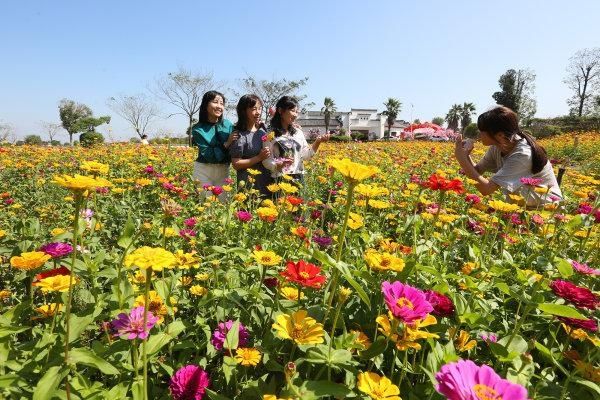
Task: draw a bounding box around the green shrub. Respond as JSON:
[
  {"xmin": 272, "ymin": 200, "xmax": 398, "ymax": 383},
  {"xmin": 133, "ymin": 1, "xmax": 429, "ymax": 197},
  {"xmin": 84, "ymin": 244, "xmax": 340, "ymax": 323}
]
[
  {"xmin": 329, "ymin": 135, "xmax": 351, "ymax": 142},
  {"xmin": 529, "ymin": 125, "xmax": 562, "ymax": 138},
  {"xmin": 463, "ymin": 123, "xmax": 479, "ymax": 139},
  {"xmin": 79, "ymin": 131, "xmax": 105, "ymax": 147}
]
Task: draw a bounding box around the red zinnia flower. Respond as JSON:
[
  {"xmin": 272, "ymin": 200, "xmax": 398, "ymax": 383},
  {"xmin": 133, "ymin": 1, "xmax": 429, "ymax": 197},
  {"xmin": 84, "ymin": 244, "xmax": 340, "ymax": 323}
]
[
  {"xmin": 286, "ymin": 196, "xmax": 304, "ymax": 206},
  {"xmin": 424, "ymin": 290, "xmax": 455, "ymax": 317},
  {"xmin": 280, "ymin": 260, "xmax": 327, "ymax": 289},
  {"xmin": 422, "ymin": 174, "xmax": 465, "ymax": 194},
  {"xmin": 558, "ymin": 316, "xmax": 598, "ymax": 332},
  {"xmin": 550, "ymin": 280, "xmax": 599, "ymax": 310},
  {"xmin": 33, "ymin": 266, "xmax": 71, "ymax": 283}
]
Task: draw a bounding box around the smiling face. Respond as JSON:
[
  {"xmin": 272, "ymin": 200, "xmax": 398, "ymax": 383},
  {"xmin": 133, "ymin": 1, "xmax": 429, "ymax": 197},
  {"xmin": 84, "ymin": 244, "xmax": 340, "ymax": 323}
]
[
  {"xmin": 207, "ymin": 95, "xmax": 224, "ymax": 121},
  {"xmin": 245, "ymin": 102, "xmax": 262, "ymax": 128},
  {"xmin": 279, "ymin": 106, "xmax": 298, "ymax": 128},
  {"xmin": 479, "ymin": 130, "xmax": 500, "ymax": 146}
]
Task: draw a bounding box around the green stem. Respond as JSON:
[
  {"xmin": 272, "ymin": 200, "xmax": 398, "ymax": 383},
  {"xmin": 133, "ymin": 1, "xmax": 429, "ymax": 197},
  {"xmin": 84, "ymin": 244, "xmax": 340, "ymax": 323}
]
[{"xmin": 142, "ymin": 268, "xmax": 152, "ymax": 400}]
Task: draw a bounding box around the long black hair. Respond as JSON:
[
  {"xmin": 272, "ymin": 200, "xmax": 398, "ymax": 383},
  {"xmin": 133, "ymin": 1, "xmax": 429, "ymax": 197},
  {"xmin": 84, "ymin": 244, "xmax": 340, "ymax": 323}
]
[
  {"xmin": 198, "ymin": 90, "xmax": 225, "ymax": 124},
  {"xmin": 270, "ymin": 96, "xmax": 299, "ymax": 136},
  {"xmin": 477, "ymin": 106, "xmax": 548, "ymax": 174},
  {"xmin": 235, "ymin": 94, "xmax": 262, "ymax": 131}
]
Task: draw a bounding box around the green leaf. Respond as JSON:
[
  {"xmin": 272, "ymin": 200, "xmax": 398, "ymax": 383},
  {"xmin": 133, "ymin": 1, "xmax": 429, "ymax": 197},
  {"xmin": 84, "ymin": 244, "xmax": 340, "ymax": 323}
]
[
  {"xmin": 565, "ymin": 214, "xmax": 583, "ymax": 232},
  {"xmin": 206, "ymin": 388, "xmax": 232, "ymax": 400},
  {"xmin": 223, "ymin": 321, "xmax": 240, "ymax": 350},
  {"xmin": 222, "ymin": 356, "xmax": 237, "ymax": 385},
  {"xmin": 32, "ymin": 366, "xmax": 68, "ymax": 400},
  {"xmin": 131, "ymin": 378, "xmax": 144, "ymax": 400},
  {"xmin": 537, "ymin": 303, "xmax": 586, "ymax": 319},
  {"xmin": 555, "ymin": 258, "xmax": 573, "ymax": 278},
  {"xmin": 68, "ymin": 312, "xmax": 95, "ymax": 343},
  {"xmin": 0, "ymin": 373, "xmax": 25, "ymax": 388},
  {"xmin": 301, "ymin": 380, "xmax": 352, "ymax": 398},
  {"xmin": 0, "ymin": 325, "xmax": 29, "ymax": 338},
  {"xmin": 117, "ymin": 216, "xmax": 136, "ymax": 248},
  {"xmin": 69, "ymin": 347, "xmax": 120, "ymax": 375},
  {"xmin": 359, "ymin": 336, "xmax": 388, "ymax": 360},
  {"xmin": 145, "ymin": 320, "xmax": 186, "ymax": 356},
  {"xmin": 332, "ymin": 260, "xmax": 371, "ymax": 309}
]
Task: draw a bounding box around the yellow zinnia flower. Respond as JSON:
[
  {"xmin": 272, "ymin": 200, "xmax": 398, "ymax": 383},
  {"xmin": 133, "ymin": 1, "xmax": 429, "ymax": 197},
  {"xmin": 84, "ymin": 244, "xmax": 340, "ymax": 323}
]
[
  {"xmin": 257, "ymin": 207, "xmax": 279, "ymax": 222},
  {"xmin": 364, "ymin": 249, "xmax": 405, "ymax": 272},
  {"xmin": 357, "ymin": 371, "xmax": 401, "ymax": 400},
  {"xmin": 124, "ymin": 246, "xmax": 176, "ymax": 271},
  {"xmin": 53, "ymin": 174, "xmax": 112, "ymax": 192},
  {"xmin": 80, "ymin": 160, "xmax": 109, "ymax": 175},
  {"xmin": 34, "ymin": 303, "xmax": 63, "ymax": 317},
  {"xmin": 0, "ymin": 229, "xmax": 6, "ymax": 238},
  {"xmin": 278, "ymin": 182, "xmax": 298, "ymax": 194},
  {"xmin": 235, "ymin": 347, "xmax": 262, "ymax": 366},
  {"xmin": 10, "ymin": 251, "xmax": 51, "ymax": 271},
  {"xmin": 272, "ymin": 309, "xmax": 325, "ymax": 345},
  {"xmin": 488, "ymin": 200, "xmax": 520, "ymax": 213},
  {"xmin": 35, "ymin": 275, "xmax": 74, "ymax": 293},
  {"xmin": 252, "ymin": 250, "xmax": 282, "ymax": 266},
  {"xmin": 280, "ymin": 286, "xmax": 305, "ymax": 301},
  {"xmin": 347, "ymin": 212, "xmax": 364, "ymax": 230},
  {"xmin": 189, "ymin": 285, "xmax": 208, "ymax": 296},
  {"xmin": 356, "ymin": 184, "xmax": 390, "ymax": 198},
  {"xmin": 175, "ymin": 250, "xmax": 201, "ymax": 269},
  {"xmin": 328, "ymin": 158, "xmax": 380, "ymax": 184}
]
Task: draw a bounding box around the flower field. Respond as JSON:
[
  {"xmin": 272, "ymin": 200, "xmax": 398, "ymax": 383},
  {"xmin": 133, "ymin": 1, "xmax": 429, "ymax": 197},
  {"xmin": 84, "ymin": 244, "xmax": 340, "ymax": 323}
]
[{"xmin": 0, "ymin": 133, "xmax": 599, "ymax": 400}]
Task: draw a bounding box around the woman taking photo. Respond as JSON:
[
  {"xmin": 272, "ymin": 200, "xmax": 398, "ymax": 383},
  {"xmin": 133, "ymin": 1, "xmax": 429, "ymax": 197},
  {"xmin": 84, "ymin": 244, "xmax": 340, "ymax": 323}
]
[
  {"xmin": 191, "ymin": 91, "xmax": 237, "ymax": 194},
  {"xmin": 229, "ymin": 94, "xmax": 273, "ymax": 197},
  {"xmin": 454, "ymin": 106, "xmax": 562, "ymax": 207},
  {"xmin": 263, "ymin": 96, "xmax": 329, "ymax": 182}
]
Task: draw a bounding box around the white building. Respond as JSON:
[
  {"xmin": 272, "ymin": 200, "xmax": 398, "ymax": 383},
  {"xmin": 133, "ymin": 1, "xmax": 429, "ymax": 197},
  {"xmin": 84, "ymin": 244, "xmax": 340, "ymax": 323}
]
[{"xmin": 297, "ymin": 108, "xmax": 408, "ymax": 140}]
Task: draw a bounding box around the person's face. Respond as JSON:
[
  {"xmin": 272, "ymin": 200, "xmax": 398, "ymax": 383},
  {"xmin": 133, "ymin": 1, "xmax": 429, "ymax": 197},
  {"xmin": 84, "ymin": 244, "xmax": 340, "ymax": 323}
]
[
  {"xmin": 207, "ymin": 96, "xmax": 224, "ymax": 120},
  {"xmin": 279, "ymin": 106, "xmax": 298, "ymax": 126},
  {"xmin": 245, "ymin": 103, "xmax": 262, "ymax": 126},
  {"xmin": 479, "ymin": 130, "xmax": 499, "ymax": 146}
]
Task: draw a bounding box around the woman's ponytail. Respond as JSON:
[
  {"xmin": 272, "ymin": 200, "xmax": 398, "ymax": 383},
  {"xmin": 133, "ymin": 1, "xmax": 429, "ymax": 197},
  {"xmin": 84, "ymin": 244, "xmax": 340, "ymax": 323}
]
[{"xmin": 517, "ymin": 131, "xmax": 548, "ymax": 174}]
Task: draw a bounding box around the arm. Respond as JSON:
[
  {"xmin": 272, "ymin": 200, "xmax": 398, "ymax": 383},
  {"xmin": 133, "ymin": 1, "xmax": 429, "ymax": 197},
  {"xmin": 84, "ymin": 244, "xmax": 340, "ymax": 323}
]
[
  {"xmin": 454, "ymin": 136, "xmax": 499, "ymax": 196},
  {"xmin": 232, "ymin": 147, "xmax": 270, "ymax": 170},
  {"xmin": 311, "ymin": 134, "xmax": 330, "ymax": 153},
  {"xmin": 262, "ymin": 140, "xmax": 278, "ymax": 172}
]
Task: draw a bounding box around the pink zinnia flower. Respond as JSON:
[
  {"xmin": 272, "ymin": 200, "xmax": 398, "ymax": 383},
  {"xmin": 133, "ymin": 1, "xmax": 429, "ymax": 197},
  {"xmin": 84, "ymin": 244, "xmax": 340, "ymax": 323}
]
[
  {"xmin": 224, "ymin": 177, "xmax": 234, "ymax": 185},
  {"xmin": 577, "ymin": 202, "xmax": 593, "ymax": 215},
  {"xmin": 381, "ymin": 281, "xmax": 433, "ymax": 323},
  {"xmin": 465, "ymin": 194, "xmax": 481, "ymax": 204},
  {"xmin": 179, "ymin": 229, "xmax": 196, "ymax": 240},
  {"xmin": 480, "ymin": 332, "xmax": 498, "ymax": 343},
  {"xmin": 184, "ymin": 217, "xmax": 198, "ymax": 228},
  {"xmin": 558, "ymin": 316, "xmax": 598, "ymax": 332},
  {"xmin": 550, "ymin": 280, "xmax": 599, "ymax": 309},
  {"xmin": 210, "ymin": 320, "xmax": 249, "ymax": 350},
  {"xmin": 436, "ymin": 360, "xmax": 528, "ymax": 400},
  {"xmin": 211, "ymin": 186, "xmax": 224, "ymax": 196},
  {"xmin": 169, "ymin": 365, "xmax": 210, "ymax": 400},
  {"xmin": 424, "ymin": 290, "xmax": 455, "ymax": 317},
  {"xmin": 110, "ymin": 307, "xmax": 158, "ymax": 340},
  {"xmin": 531, "ymin": 214, "xmax": 544, "ymax": 225},
  {"xmin": 520, "ymin": 177, "xmax": 543, "ymax": 186},
  {"xmin": 236, "ymin": 210, "xmax": 252, "ymax": 222},
  {"xmin": 39, "ymin": 242, "xmax": 73, "ymax": 258},
  {"xmin": 570, "ymin": 260, "xmax": 600, "ymax": 276}
]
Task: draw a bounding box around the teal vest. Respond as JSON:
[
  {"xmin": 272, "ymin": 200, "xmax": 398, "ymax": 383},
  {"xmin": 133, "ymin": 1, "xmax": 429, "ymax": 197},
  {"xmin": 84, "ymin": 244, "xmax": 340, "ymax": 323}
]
[{"xmin": 192, "ymin": 119, "xmax": 234, "ymax": 164}]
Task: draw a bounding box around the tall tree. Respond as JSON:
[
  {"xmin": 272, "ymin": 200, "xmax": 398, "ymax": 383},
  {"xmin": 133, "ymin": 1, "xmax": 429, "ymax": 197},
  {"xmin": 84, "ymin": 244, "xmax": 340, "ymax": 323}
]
[
  {"xmin": 152, "ymin": 67, "xmax": 217, "ymax": 146},
  {"xmin": 492, "ymin": 69, "xmax": 537, "ymax": 123},
  {"xmin": 564, "ymin": 48, "xmax": 600, "ymax": 116},
  {"xmin": 73, "ymin": 115, "xmax": 111, "ymax": 134},
  {"xmin": 460, "ymin": 102, "xmax": 476, "ymax": 132},
  {"xmin": 235, "ymin": 76, "xmax": 310, "ymax": 122},
  {"xmin": 58, "ymin": 99, "xmax": 92, "ymax": 145},
  {"xmin": 39, "ymin": 121, "xmax": 63, "ymax": 143},
  {"xmin": 108, "ymin": 94, "xmax": 159, "ymax": 138},
  {"xmin": 431, "ymin": 117, "xmax": 445, "ymax": 126},
  {"xmin": 381, "ymin": 98, "xmax": 402, "ymax": 138},
  {"xmin": 445, "ymin": 104, "xmax": 462, "ymax": 132},
  {"xmin": 320, "ymin": 97, "xmax": 337, "ymax": 134}
]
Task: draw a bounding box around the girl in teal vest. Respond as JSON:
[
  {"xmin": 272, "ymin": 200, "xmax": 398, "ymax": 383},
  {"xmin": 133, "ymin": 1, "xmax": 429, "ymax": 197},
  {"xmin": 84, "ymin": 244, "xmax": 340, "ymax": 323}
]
[{"xmin": 191, "ymin": 91, "xmax": 237, "ymax": 197}]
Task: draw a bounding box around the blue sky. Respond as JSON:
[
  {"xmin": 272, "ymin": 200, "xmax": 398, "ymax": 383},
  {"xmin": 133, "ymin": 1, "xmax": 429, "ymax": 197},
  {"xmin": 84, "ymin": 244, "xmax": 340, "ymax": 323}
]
[{"xmin": 1, "ymin": 0, "xmax": 599, "ymax": 141}]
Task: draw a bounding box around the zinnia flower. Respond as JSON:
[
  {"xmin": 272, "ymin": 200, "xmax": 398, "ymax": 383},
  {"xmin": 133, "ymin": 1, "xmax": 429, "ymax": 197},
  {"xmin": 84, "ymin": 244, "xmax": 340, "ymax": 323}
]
[
  {"xmin": 39, "ymin": 242, "xmax": 73, "ymax": 258},
  {"xmin": 422, "ymin": 174, "xmax": 465, "ymax": 194},
  {"xmin": 272, "ymin": 309, "xmax": 325, "ymax": 345},
  {"xmin": 424, "ymin": 290, "xmax": 455, "ymax": 317},
  {"xmin": 550, "ymin": 279, "xmax": 599, "ymax": 309},
  {"xmin": 312, "ymin": 235, "xmax": 333, "ymax": 248},
  {"xmin": 34, "ymin": 275, "xmax": 74, "ymax": 293},
  {"xmin": 10, "ymin": 251, "xmax": 51, "ymax": 270},
  {"xmin": 34, "ymin": 266, "xmax": 70, "ymax": 281},
  {"xmin": 435, "ymin": 360, "xmax": 528, "ymax": 400},
  {"xmin": 111, "ymin": 306, "xmax": 158, "ymax": 340},
  {"xmin": 124, "ymin": 246, "xmax": 177, "ymax": 271},
  {"xmin": 169, "ymin": 365, "xmax": 210, "ymax": 400},
  {"xmin": 357, "ymin": 371, "xmax": 401, "ymax": 400},
  {"xmin": 327, "ymin": 158, "xmax": 380, "ymax": 184},
  {"xmin": 236, "ymin": 210, "xmax": 253, "ymax": 222},
  {"xmin": 381, "ymin": 281, "xmax": 433, "ymax": 323},
  {"xmin": 257, "ymin": 207, "xmax": 278, "ymax": 222},
  {"xmin": 558, "ymin": 316, "xmax": 598, "ymax": 332},
  {"xmin": 210, "ymin": 320, "xmax": 249, "ymax": 350},
  {"xmin": 364, "ymin": 249, "xmax": 405, "ymax": 272},
  {"xmin": 235, "ymin": 348, "xmax": 262, "ymax": 366},
  {"xmin": 571, "ymin": 260, "xmax": 600, "ymax": 276},
  {"xmin": 280, "ymin": 260, "xmax": 327, "ymax": 289},
  {"xmin": 52, "ymin": 174, "xmax": 112, "ymax": 192},
  {"xmin": 252, "ymin": 250, "xmax": 282, "ymax": 266}
]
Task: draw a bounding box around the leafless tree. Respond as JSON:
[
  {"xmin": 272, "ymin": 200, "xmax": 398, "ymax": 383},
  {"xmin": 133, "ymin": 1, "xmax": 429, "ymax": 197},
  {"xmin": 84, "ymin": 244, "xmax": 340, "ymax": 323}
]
[
  {"xmin": 107, "ymin": 94, "xmax": 159, "ymax": 138},
  {"xmin": 151, "ymin": 67, "xmax": 218, "ymax": 146},
  {"xmin": 564, "ymin": 48, "xmax": 600, "ymax": 116},
  {"xmin": 0, "ymin": 121, "xmax": 12, "ymax": 143},
  {"xmin": 39, "ymin": 121, "xmax": 63, "ymax": 143}
]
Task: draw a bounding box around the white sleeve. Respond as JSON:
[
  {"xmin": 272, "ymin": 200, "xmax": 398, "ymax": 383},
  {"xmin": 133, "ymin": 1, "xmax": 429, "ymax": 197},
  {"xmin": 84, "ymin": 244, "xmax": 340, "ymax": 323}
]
[
  {"xmin": 262, "ymin": 140, "xmax": 278, "ymax": 172},
  {"xmin": 490, "ymin": 151, "xmax": 532, "ymax": 192},
  {"xmin": 475, "ymin": 147, "xmax": 498, "ymax": 173},
  {"xmin": 296, "ymin": 130, "xmax": 315, "ymax": 160}
]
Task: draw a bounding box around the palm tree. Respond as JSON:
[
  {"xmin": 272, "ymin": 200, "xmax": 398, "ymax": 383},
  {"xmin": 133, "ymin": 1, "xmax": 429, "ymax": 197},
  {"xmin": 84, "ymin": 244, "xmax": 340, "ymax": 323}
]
[
  {"xmin": 445, "ymin": 104, "xmax": 462, "ymax": 132},
  {"xmin": 320, "ymin": 97, "xmax": 337, "ymax": 135},
  {"xmin": 382, "ymin": 98, "xmax": 402, "ymax": 139},
  {"xmin": 460, "ymin": 102, "xmax": 476, "ymax": 132}
]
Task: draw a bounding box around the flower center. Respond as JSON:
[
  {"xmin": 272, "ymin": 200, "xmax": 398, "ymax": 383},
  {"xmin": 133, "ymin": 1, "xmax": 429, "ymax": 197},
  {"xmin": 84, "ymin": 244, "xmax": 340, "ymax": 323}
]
[
  {"xmin": 473, "ymin": 384, "xmax": 499, "ymax": 400},
  {"xmin": 380, "ymin": 258, "xmax": 391, "ymax": 268},
  {"xmin": 396, "ymin": 297, "xmax": 414, "ymax": 309},
  {"xmin": 262, "ymin": 256, "xmax": 272, "ymax": 263},
  {"xmin": 300, "ymin": 272, "xmax": 310, "ymax": 279},
  {"xmin": 291, "ymin": 323, "xmax": 305, "ymax": 339}
]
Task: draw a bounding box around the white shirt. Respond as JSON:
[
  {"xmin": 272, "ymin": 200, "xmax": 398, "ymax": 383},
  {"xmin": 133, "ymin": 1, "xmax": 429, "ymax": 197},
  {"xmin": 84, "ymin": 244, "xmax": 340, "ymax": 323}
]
[
  {"xmin": 263, "ymin": 129, "xmax": 314, "ymax": 177},
  {"xmin": 476, "ymin": 138, "xmax": 562, "ymax": 206}
]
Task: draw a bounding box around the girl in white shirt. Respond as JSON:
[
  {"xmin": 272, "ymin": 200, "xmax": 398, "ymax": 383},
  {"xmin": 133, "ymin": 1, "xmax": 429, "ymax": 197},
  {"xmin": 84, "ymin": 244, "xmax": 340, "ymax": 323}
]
[
  {"xmin": 454, "ymin": 106, "xmax": 562, "ymax": 206},
  {"xmin": 263, "ymin": 96, "xmax": 329, "ymax": 182}
]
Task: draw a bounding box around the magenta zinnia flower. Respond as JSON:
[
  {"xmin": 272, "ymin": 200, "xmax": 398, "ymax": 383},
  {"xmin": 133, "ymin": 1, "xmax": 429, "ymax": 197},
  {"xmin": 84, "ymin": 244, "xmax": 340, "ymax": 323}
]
[
  {"xmin": 169, "ymin": 365, "xmax": 210, "ymax": 400},
  {"xmin": 424, "ymin": 290, "xmax": 455, "ymax": 317},
  {"xmin": 436, "ymin": 360, "xmax": 528, "ymax": 400},
  {"xmin": 210, "ymin": 320, "xmax": 249, "ymax": 350},
  {"xmin": 550, "ymin": 280, "xmax": 599, "ymax": 309},
  {"xmin": 39, "ymin": 242, "xmax": 73, "ymax": 258},
  {"xmin": 235, "ymin": 210, "xmax": 252, "ymax": 222},
  {"xmin": 570, "ymin": 260, "xmax": 600, "ymax": 276},
  {"xmin": 381, "ymin": 281, "xmax": 433, "ymax": 323},
  {"xmin": 558, "ymin": 316, "xmax": 598, "ymax": 332},
  {"xmin": 110, "ymin": 306, "xmax": 158, "ymax": 340},
  {"xmin": 520, "ymin": 177, "xmax": 543, "ymax": 186}
]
